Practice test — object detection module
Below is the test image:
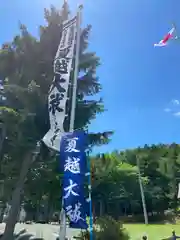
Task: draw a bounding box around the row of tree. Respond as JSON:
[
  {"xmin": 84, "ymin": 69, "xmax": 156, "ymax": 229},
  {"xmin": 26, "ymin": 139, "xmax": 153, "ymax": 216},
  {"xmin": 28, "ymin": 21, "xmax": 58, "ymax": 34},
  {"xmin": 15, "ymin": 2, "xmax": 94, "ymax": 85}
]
[
  {"xmin": 91, "ymin": 144, "xmax": 180, "ymax": 219},
  {"xmin": 0, "ymin": 142, "xmax": 177, "ymax": 223},
  {"xmin": 19, "ymin": 143, "xmax": 180, "ymax": 222}
]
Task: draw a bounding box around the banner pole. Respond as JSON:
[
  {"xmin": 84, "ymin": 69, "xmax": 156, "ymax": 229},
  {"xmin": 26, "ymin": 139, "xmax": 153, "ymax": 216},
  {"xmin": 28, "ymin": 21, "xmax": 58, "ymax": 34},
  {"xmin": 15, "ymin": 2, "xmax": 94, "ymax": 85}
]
[
  {"xmin": 87, "ymin": 150, "xmax": 93, "ymax": 240},
  {"xmin": 137, "ymin": 156, "xmax": 148, "ymax": 225},
  {"xmin": 59, "ymin": 5, "xmax": 82, "ymax": 240},
  {"xmin": 69, "ymin": 5, "xmax": 83, "ymax": 133}
]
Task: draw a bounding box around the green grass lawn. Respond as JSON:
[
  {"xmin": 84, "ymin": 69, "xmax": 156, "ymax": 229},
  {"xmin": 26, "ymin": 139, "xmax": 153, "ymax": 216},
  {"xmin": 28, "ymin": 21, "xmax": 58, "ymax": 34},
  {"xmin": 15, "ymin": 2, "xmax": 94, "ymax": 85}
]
[{"xmin": 124, "ymin": 224, "xmax": 180, "ymax": 240}]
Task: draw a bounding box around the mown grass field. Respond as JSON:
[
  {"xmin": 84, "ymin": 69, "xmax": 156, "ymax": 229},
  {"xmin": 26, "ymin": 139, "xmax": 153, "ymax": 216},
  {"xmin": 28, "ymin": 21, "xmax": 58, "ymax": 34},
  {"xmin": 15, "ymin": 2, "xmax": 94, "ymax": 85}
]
[{"xmin": 124, "ymin": 224, "xmax": 180, "ymax": 240}]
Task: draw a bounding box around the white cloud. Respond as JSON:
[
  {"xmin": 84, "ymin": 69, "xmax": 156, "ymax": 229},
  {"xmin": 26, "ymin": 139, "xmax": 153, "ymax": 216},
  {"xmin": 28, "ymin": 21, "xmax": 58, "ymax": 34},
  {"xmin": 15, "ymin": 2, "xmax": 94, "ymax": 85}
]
[
  {"xmin": 164, "ymin": 99, "xmax": 180, "ymax": 117},
  {"xmin": 164, "ymin": 108, "xmax": 171, "ymax": 112},
  {"xmin": 172, "ymin": 99, "xmax": 180, "ymax": 105},
  {"xmin": 173, "ymin": 111, "xmax": 180, "ymax": 117}
]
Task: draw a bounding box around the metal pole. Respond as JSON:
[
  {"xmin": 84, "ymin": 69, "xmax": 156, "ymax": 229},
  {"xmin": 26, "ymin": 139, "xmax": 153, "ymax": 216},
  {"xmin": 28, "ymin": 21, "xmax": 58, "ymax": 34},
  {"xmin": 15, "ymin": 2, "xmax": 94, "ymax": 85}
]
[
  {"xmin": 69, "ymin": 5, "xmax": 83, "ymax": 132},
  {"xmin": 59, "ymin": 208, "xmax": 66, "ymax": 240},
  {"xmin": 59, "ymin": 5, "xmax": 82, "ymax": 240},
  {"xmin": 137, "ymin": 156, "xmax": 148, "ymax": 225},
  {"xmin": 87, "ymin": 151, "xmax": 93, "ymax": 240}
]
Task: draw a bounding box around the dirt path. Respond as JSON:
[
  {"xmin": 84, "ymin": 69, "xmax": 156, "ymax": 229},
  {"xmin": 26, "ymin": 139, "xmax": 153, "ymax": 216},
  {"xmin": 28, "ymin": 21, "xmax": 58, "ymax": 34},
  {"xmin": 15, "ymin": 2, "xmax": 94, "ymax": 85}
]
[{"xmin": 0, "ymin": 223, "xmax": 80, "ymax": 239}]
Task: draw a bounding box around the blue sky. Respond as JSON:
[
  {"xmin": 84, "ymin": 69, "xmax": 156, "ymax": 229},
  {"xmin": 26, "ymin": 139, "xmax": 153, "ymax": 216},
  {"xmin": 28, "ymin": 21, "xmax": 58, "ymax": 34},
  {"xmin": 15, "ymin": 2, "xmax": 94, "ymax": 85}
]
[{"xmin": 1, "ymin": 0, "xmax": 180, "ymax": 153}]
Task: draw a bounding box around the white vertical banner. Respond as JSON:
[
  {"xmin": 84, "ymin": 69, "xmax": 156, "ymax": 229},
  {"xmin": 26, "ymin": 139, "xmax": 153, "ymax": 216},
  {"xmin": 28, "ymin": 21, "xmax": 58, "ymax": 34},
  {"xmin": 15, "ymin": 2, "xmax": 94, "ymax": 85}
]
[
  {"xmin": 177, "ymin": 183, "xmax": 180, "ymax": 199},
  {"xmin": 43, "ymin": 17, "xmax": 77, "ymax": 151}
]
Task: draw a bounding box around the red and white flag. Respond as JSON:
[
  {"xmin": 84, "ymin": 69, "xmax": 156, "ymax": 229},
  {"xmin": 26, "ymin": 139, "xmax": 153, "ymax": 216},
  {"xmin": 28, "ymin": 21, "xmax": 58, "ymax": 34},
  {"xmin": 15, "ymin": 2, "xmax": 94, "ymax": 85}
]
[{"xmin": 154, "ymin": 27, "xmax": 175, "ymax": 47}]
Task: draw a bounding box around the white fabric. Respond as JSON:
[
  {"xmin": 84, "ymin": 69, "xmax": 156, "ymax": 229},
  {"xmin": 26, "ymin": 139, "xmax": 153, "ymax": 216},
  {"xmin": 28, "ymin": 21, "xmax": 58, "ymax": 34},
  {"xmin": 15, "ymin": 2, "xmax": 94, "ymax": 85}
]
[
  {"xmin": 43, "ymin": 17, "xmax": 77, "ymax": 151},
  {"xmin": 154, "ymin": 42, "xmax": 167, "ymax": 47},
  {"xmin": 169, "ymin": 27, "xmax": 175, "ymax": 35},
  {"xmin": 177, "ymin": 183, "xmax": 180, "ymax": 199}
]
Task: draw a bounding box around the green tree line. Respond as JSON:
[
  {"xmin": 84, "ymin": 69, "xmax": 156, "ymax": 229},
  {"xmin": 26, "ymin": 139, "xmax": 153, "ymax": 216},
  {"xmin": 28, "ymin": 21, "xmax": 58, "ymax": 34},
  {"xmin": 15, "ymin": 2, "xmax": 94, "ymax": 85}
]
[
  {"xmin": 91, "ymin": 144, "xmax": 180, "ymax": 221},
  {"xmin": 4, "ymin": 143, "xmax": 180, "ymax": 223}
]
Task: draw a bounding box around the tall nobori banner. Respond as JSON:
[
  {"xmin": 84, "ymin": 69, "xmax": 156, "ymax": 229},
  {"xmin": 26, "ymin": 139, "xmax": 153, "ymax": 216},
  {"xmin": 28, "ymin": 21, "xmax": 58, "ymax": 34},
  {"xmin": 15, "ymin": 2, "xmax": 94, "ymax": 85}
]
[
  {"xmin": 60, "ymin": 131, "xmax": 88, "ymax": 229},
  {"xmin": 43, "ymin": 16, "xmax": 77, "ymax": 151}
]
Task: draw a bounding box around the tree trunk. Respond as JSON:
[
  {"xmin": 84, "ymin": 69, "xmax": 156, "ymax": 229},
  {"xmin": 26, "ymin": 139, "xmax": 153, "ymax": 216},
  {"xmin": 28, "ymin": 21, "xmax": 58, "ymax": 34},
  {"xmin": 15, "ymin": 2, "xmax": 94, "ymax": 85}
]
[
  {"xmin": 0, "ymin": 124, "xmax": 6, "ymax": 176},
  {"xmin": 99, "ymin": 200, "xmax": 104, "ymax": 217},
  {"xmin": 0, "ymin": 123, "xmax": 6, "ymax": 154},
  {"xmin": 2, "ymin": 151, "xmax": 34, "ymax": 240}
]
